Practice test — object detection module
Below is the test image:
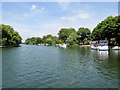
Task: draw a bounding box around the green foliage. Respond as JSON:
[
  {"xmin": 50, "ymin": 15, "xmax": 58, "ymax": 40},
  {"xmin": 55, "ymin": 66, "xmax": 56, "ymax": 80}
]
[
  {"xmin": 43, "ymin": 34, "xmax": 55, "ymax": 45},
  {"xmin": 25, "ymin": 15, "xmax": 120, "ymax": 46},
  {"xmin": 57, "ymin": 27, "xmax": 91, "ymax": 46},
  {"xmin": 114, "ymin": 16, "xmax": 120, "ymax": 45},
  {"xmin": 92, "ymin": 16, "xmax": 120, "ymax": 45},
  {"xmin": 0, "ymin": 24, "xmax": 22, "ymax": 46},
  {"xmin": 77, "ymin": 27, "xmax": 91, "ymax": 44},
  {"xmin": 25, "ymin": 35, "xmax": 62, "ymax": 46},
  {"xmin": 66, "ymin": 32, "xmax": 79, "ymax": 46},
  {"xmin": 43, "ymin": 34, "xmax": 63, "ymax": 46},
  {"xmin": 25, "ymin": 37, "xmax": 42, "ymax": 45},
  {"xmin": 58, "ymin": 28, "xmax": 76, "ymax": 42}
]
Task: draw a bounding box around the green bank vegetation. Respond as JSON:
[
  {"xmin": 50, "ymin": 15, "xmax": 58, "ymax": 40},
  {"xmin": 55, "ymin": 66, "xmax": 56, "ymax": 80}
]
[
  {"xmin": 24, "ymin": 27, "xmax": 91, "ymax": 47},
  {"xmin": 0, "ymin": 15, "xmax": 120, "ymax": 47},
  {"xmin": 25, "ymin": 16, "xmax": 120, "ymax": 47},
  {"xmin": 0, "ymin": 24, "xmax": 22, "ymax": 47},
  {"xmin": 92, "ymin": 16, "xmax": 120, "ymax": 46}
]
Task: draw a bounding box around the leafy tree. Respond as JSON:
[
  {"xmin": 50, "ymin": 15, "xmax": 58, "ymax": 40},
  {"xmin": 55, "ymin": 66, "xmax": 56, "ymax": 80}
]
[
  {"xmin": 92, "ymin": 16, "xmax": 120, "ymax": 45},
  {"xmin": 25, "ymin": 37, "xmax": 42, "ymax": 45},
  {"xmin": 52, "ymin": 36, "xmax": 63, "ymax": 44},
  {"xmin": 66, "ymin": 32, "xmax": 79, "ymax": 46},
  {"xmin": 25, "ymin": 35, "xmax": 62, "ymax": 46},
  {"xmin": 77, "ymin": 27, "xmax": 91, "ymax": 44},
  {"xmin": 58, "ymin": 28, "xmax": 76, "ymax": 42},
  {"xmin": 43, "ymin": 34, "xmax": 54, "ymax": 45},
  {"xmin": 0, "ymin": 24, "xmax": 22, "ymax": 47},
  {"xmin": 114, "ymin": 16, "xmax": 120, "ymax": 45},
  {"xmin": 42, "ymin": 34, "xmax": 62, "ymax": 46}
]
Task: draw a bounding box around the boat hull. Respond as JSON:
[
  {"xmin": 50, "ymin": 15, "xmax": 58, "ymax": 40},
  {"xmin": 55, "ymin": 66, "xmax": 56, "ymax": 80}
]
[
  {"xmin": 58, "ymin": 44, "xmax": 67, "ymax": 48},
  {"xmin": 91, "ymin": 46, "xmax": 98, "ymax": 50},
  {"xmin": 98, "ymin": 46, "xmax": 108, "ymax": 51},
  {"xmin": 112, "ymin": 46, "xmax": 120, "ymax": 50}
]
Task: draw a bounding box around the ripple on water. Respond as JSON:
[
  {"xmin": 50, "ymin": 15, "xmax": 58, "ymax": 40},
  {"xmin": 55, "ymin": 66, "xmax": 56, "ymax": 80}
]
[{"xmin": 2, "ymin": 45, "xmax": 119, "ymax": 88}]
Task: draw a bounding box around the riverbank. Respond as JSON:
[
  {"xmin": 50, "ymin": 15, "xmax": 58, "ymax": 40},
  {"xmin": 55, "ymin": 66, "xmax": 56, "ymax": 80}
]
[
  {"xmin": 0, "ymin": 45, "xmax": 21, "ymax": 48},
  {"xmin": 80, "ymin": 45, "xmax": 91, "ymax": 47},
  {"xmin": 0, "ymin": 46, "xmax": 5, "ymax": 48}
]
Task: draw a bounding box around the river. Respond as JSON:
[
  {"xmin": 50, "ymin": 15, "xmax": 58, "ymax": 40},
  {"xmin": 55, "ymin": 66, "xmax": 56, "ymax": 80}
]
[{"xmin": 2, "ymin": 44, "xmax": 119, "ymax": 88}]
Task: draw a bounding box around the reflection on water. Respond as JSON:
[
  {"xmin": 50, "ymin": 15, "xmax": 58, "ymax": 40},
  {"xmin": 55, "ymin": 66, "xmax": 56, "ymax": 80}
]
[
  {"xmin": 2, "ymin": 45, "xmax": 119, "ymax": 88},
  {"xmin": 98, "ymin": 51, "xmax": 108, "ymax": 60},
  {"xmin": 112, "ymin": 50, "xmax": 120, "ymax": 55}
]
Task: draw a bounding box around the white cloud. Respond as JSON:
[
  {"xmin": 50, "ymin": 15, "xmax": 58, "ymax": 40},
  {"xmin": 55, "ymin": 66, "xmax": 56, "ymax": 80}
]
[
  {"xmin": 57, "ymin": 2, "xmax": 71, "ymax": 10},
  {"xmin": 22, "ymin": 6, "xmax": 46, "ymax": 19},
  {"xmin": 30, "ymin": 5, "xmax": 45, "ymax": 11},
  {"xmin": 30, "ymin": 5, "xmax": 37, "ymax": 11},
  {"xmin": 77, "ymin": 13, "xmax": 91, "ymax": 19},
  {"xmin": 61, "ymin": 13, "xmax": 91, "ymax": 21},
  {"xmin": 61, "ymin": 16, "xmax": 75, "ymax": 21}
]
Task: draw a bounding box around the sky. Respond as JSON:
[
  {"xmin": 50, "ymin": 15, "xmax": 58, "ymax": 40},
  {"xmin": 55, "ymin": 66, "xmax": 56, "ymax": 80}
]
[{"xmin": 2, "ymin": 2, "xmax": 118, "ymax": 42}]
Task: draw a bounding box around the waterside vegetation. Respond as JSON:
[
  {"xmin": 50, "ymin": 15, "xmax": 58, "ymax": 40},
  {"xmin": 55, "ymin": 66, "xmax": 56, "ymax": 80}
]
[
  {"xmin": 0, "ymin": 15, "xmax": 120, "ymax": 47},
  {"xmin": 0, "ymin": 24, "xmax": 22, "ymax": 47},
  {"xmin": 24, "ymin": 16, "xmax": 120, "ymax": 47}
]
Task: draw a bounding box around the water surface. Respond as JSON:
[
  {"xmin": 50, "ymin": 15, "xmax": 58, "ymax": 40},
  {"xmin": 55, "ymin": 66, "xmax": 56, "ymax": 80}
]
[{"xmin": 2, "ymin": 44, "xmax": 119, "ymax": 88}]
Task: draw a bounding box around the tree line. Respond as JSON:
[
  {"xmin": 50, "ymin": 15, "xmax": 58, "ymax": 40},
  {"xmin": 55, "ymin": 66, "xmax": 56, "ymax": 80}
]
[
  {"xmin": 0, "ymin": 15, "xmax": 120, "ymax": 47},
  {"xmin": 24, "ymin": 16, "xmax": 120, "ymax": 47},
  {"xmin": 25, "ymin": 27, "xmax": 91, "ymax": 47}
]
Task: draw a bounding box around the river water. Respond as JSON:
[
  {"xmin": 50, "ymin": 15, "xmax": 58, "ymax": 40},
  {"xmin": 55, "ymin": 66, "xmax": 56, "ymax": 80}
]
[{"xmin": 2, "ymin": 44, "xmax": 119, "ymax": 88}]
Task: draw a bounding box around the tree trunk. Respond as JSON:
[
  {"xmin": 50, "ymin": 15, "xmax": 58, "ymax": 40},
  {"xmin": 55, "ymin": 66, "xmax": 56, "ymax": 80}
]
[{"xmin": 108, "ymin": 38, "xmax": 110, "ymax": 46}]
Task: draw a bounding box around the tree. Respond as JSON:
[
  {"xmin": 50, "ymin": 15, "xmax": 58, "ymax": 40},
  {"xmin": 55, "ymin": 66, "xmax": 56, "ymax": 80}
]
[
  {"xmin": 25, "ymin": 35, "xmax": 62, "ymax": 46},
  {"xmin": 58, "ymin": 28, "xmax": 76, "ymax": 42},
  {"xmin": 92, "ymin": 16, "xmax": 120, "ymax": 46},
  {"xmin": 114, "ymin": 16, "xmax": 120, "ymax": 46},
  {"xmin": 42, "ymin": 34, "xmax": 62, "ymax": 46},
  {"xmin": 66, "ymin": 32, "xmax": 79, "ymax": 46},
  {"xmin": 0, "ymin": 24, "xmax": 22, "ymax": 47},
  {"xmin": 77, "ymin": 27, "xmax": 91, "ymax": 44},
  {"xmin": 25, "ymin": 37, "xmax": 42, "ymax": 45},
  {"xmin": 42, "ymin": 34, "xmax": 54, "ymax": 45}
]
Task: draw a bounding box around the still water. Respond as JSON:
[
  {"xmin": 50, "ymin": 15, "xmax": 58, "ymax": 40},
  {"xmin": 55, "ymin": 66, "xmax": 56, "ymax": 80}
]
[{"xmin": 2, "ymin": 44, "xmax": 119, "ymax": 88}]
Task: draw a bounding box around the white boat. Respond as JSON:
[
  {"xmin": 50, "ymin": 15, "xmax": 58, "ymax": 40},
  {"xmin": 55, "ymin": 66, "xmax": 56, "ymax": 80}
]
[
  {"xmin": 91, "ymin": 41, "xmax": 99, "ymax": 50},
  {"xmin": 112, "ymin": 46, "xmax": 120, "ymax": 50},
  {"xmin": 59, "ymin": 44, "xmax": 67, "ymax": 48},
  {"xmin": 91, "ymin": 45, "xmax": 98, "ymax": 50},
  {"xmin": 98, "ymin": 46, "xmax": 108, "ymax": 51},
  {"xmin": 91, "ymin": 40, "xmax": 108, "ymax": 51},
  {"xmin": 98, "ymin": 40, "xmax": 108, "ymax": 51}
]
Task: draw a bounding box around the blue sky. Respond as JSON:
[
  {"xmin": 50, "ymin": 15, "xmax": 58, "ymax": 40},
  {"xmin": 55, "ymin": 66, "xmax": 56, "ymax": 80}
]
[{"xmin": 2, "ymin": 2, "xmax": 118, "ymax": 42}]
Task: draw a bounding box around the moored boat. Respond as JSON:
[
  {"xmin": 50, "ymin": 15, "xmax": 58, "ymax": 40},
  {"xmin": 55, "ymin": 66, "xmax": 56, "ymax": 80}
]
[
  {"xmin": 98, "ymin": 46, "xmax": 108, "ymax": 51},
  {"xmin": 112, "ymin": 46, "xmax": 120, "ymax": 50},
  {"xmin": 60, "ymin": 44, "xmax": 67, "ymax": 48},
  {"xmin": 91, "ymin": 41, "xmax": 99, "ymax": 50},
  {"xmin": 91, "ymin": 40, "xmax": 108, "ymax": 51},
  {"xmin": 98, "ymin": 40, "xmax": 108, "ymax": 51},
  {"xmin": 91, "ymin": 45, "xmax": 98, "ymax": 50},
  {"xmin": 58, "ymin": 43, "xmax": 67, "ymax": 48}
]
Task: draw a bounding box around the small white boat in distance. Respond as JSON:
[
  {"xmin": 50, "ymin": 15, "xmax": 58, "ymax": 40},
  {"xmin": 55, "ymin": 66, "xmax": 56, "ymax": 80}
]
[
  {"xmin": 58, "ymin": 44, "xmax": 67, "ymax": 48},
  {"xmin": 112, "ymin": 46, "xmax": 120, "ymax": 50}
]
